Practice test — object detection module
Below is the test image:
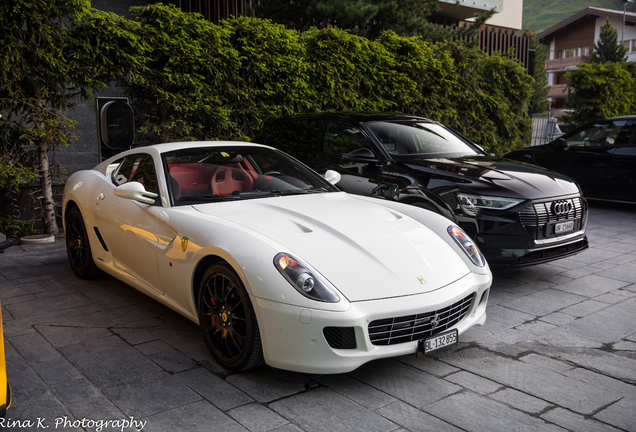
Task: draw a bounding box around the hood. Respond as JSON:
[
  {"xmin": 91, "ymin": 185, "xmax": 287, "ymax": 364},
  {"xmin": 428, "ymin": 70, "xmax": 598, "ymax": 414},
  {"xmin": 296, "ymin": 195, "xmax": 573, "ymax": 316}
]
[
  {"xmin": 194, "ymin": 193, "xmax": 469, "ymax": 302},
  {"xmin": 402, "ymin": 156, "xmax": 581, "ymax": 199}
]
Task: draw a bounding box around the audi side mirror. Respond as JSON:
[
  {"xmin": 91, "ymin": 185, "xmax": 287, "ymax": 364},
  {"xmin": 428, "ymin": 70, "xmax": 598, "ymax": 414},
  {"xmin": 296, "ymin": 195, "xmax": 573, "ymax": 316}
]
[
  {"xmin": 553, "ymin": 138, "xmax": 568, "ymax": 149},
  {"xmin": 343, "ymin": 148, "xmax": 378, "ymax": 162}
]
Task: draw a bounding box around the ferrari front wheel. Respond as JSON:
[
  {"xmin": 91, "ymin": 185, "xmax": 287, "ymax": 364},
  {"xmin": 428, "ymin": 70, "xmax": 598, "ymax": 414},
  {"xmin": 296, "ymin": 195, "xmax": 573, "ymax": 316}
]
[
  {"xmin": 198, "ymin": 263, "xmax": 264, "ymax": 371},
  {"xmin": 65, "ymin": 206, "xmax": 102, "ymax": 279}
]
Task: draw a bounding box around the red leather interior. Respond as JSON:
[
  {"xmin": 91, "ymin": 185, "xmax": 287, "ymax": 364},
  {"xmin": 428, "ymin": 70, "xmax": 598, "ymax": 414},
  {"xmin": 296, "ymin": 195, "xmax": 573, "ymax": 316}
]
[{"xmin": 169, "ymin": 162, "xmax": 257, "ymax": 199}]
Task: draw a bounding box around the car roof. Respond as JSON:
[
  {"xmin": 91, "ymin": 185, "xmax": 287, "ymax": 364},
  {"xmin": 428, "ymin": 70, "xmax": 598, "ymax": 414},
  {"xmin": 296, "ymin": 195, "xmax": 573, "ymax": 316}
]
[
  {"xmin": 96, "ymin": 141, "xmax": 274, "ymax": 170},
  {"xmin": 600, "ymin": 115, "xmax": 636, "ymax": 121},
  {"xmin": 145, "ymin": 141, "xmax": 270, "ymax": 153},
  {"xmin": 278, "ymin": 112, "xmax": 437, "ymax": 123}
]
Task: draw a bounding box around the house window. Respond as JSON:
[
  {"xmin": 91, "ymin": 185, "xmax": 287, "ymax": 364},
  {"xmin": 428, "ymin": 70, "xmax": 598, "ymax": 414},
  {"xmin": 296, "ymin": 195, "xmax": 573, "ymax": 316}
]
[{"xmin": 558, "ymin": 47, "xmax": 590, "ymax": 58}]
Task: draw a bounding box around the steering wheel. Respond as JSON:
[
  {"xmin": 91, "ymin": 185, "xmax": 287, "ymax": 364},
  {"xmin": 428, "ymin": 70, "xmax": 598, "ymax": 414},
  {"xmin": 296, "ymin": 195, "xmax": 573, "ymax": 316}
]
[{"xmin": 254, "ymin": 171, "xmax": 281, "ymax": 189}]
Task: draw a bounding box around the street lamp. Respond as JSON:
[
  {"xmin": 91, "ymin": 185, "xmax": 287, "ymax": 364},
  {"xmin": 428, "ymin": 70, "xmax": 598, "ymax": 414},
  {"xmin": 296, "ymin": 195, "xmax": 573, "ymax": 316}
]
[{"xmin": 623, "ymin": 0, "xmax": 634, "ymax": 45}]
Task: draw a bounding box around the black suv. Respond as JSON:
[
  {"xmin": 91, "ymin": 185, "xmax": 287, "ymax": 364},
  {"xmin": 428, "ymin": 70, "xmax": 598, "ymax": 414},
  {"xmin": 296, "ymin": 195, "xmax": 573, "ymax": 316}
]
[
  {"xmin": 505, "ymin": 116, "xmax": 636, "ymax": 204},
  {"xmin": 257, "ymin": 112, "xmax": 589, "ymax": 267}
]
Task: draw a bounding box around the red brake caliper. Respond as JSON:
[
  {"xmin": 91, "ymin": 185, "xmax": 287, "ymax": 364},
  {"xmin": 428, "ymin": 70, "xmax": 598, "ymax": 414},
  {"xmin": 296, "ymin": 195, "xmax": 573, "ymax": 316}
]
[{"xmin": 209, "ymin": 298, "xmax": 217, "ymax": 326}]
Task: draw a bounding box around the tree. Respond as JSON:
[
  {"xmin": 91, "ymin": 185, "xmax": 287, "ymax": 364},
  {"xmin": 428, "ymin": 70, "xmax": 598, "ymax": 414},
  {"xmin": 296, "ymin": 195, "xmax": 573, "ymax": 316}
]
[
  {"xmin": 252, "ymin": 0, "xmax": 492, "ymax": 42},
  {"xmin": 222, "ymin": 17, "xmax": 310, "ymax": 138},
  {"xmin": 122, "ymin": 4, "xmax": 239, "ymax": 144},
  {"xmin": 0, "ymin": 1, "xmax": 145, "ymax": 235},
  {"xmin": 591, "ymin": 17, "xmax": 627, "ymax": 64},
  {"xmin": 564, "ymin": 62, "xmax": 635, "ymax": 126},
  {"xmin": 376, "ymin": 31, "xmax": 456, "ymax": 121},
  {"xmin": 442, "ymin": 42, "xmax": 533, "ymax": 154},
  {"xmin": 300, "ymin": 27, "xmax": 396, "ymax": 112},
  {"xmin": 523, "ymin": 29, "xmax": 550, "ymax": 114}
]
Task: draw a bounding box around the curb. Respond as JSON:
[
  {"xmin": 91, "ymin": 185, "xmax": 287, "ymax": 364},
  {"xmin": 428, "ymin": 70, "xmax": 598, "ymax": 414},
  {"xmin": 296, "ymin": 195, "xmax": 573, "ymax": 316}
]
[{"xmin": 20, "ymin": 234, "xmax": 56, "ymax": 244}]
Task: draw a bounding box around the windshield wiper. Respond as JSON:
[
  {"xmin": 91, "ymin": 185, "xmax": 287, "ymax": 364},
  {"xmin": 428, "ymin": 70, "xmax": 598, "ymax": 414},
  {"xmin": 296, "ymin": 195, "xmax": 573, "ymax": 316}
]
[
  {"xmin": 178, "ymin": 194, "xmax": 233, "ymax": 202},
  {"xmin": 281, "ymin": 188, "xmax": 329, "ymax": 195},
  {"xmin": 234, "ymin": 189, "xmax": 326, "ymax": 198}
]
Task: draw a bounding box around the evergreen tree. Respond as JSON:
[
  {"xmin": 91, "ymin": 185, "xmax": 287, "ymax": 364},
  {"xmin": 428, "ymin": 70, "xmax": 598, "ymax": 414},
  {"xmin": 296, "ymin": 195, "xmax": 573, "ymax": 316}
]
[
  {"xmin": 565, "ymin": 62, "xmax": 635, "ymax": 126},
  {"xmin": 523, "ymin": 29, "xmax": 550, "ymax": 114},
  {"xmin": 591, "ymin": 17, "xmax": 627, "ymax": 63}
]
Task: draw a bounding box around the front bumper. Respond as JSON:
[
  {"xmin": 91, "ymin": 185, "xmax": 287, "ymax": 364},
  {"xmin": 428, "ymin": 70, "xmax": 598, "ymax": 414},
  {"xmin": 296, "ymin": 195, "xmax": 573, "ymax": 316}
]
[
  {"xmin": 456, "ymin": 194, "xmax": 589, "ymax": 267},
  {"xmin": 251, "ymin": 271, "xmax": 491, "ymax": 374}
]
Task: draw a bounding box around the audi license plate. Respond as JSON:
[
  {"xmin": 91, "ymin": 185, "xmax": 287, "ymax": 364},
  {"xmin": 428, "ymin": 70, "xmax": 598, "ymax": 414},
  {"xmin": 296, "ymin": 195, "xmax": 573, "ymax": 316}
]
[
  {"xmin": 423, "ymin": 329, "xmax": 458, "ymax": 354},
  {"xmin": 555, "ymin": 221, "xmax": 574, "ymax": 234}
]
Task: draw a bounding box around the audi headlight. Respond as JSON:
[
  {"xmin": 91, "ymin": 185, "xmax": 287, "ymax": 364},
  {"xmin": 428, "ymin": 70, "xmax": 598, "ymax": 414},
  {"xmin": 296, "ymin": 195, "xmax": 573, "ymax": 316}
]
[
  {"xmin": 448, "ymin": 225, "xmax": 486, "ymax": 267},
  {"xmin": 274, "ymin": 253, "xmax": 340, "ymax": 303},
  {"xmin": 456, "ymin": 193, "xmax": 524, "ymax": 216}
]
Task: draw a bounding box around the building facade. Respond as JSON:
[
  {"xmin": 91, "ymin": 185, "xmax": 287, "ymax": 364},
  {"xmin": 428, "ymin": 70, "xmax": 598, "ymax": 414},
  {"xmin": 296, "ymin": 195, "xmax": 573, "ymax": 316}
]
[{"xmin": 537, "ymin": 7, "xmax": 636, "ymax": 109}]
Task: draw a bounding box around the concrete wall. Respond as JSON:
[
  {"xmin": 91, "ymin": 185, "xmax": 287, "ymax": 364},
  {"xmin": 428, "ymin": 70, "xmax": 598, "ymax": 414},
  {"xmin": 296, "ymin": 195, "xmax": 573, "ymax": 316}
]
[
  {"xmin": 58, "ymin": 1, "xmax": 148, "ymax": 177},
  {"xmin": 485, "ymin": 0, "xmax": 523, "ymax": 32}
]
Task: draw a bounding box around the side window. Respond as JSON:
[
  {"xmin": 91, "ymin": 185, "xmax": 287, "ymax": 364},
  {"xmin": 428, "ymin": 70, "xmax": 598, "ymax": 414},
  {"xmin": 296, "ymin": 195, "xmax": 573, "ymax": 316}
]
[
  {"xmin": 621, "ymin": 121, "xmax": 636, "ymax": 146},
  {"xmin": 262, "ymin": 118, "xmax": 327, "ymax": 159},
  {"xmin": 566, "ymin": 120, "xmax": 627, "ymax": 147},
  {"xmin": 112, "ymin": 154, "xmax": 160, "ymax": 201},
  {"xmin": 325, "ymin": 120, "xmax": 375, "ymax": 155}
]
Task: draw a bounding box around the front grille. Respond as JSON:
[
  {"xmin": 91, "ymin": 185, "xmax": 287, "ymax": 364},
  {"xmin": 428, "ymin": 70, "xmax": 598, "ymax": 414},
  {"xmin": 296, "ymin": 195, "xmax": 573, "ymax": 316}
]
[
  {"xmin": 519, "ymin": 197, "xmax": 587, "ymax": 241},
  {"xmin": 323, "ymin": 327, "xmax": 357, "ymax": 349},
  {"xmin": 368, "ymin": 293, "xmax": 475, "ymax": 346}
]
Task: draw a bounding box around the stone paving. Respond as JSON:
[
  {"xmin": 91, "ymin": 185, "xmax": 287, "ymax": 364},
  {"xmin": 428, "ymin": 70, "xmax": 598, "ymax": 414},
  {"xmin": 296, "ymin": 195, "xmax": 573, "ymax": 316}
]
[{"xmin": 0, "ymin": 201, "xmax": 634, "ymax": 432}]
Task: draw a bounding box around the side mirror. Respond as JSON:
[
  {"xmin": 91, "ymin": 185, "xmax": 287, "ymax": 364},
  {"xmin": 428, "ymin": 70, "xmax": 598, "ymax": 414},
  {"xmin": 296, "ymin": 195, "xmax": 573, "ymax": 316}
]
[
  {"xmin": 114, "ymin": 181, "xmax": 158, "ymax": 205},
  {"xmin": 323, "ymin": 170, "xmax": 341, "ymax": 185},
  {"xmin": 343, "ymin": 148, "xmax": 377, "ymax": 162},
  {"xmin": 553, "ymin": 138, "xmax": 568, "ymax": 149}
]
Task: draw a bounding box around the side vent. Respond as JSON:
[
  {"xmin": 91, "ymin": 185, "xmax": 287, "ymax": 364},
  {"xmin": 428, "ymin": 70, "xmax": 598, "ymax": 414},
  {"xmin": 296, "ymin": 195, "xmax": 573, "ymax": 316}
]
[
  {"xmin": 323, "ymin": 327, "xmax": 357, "ymax": 349},
  {"xmin": 93, "ymin": 227, "xmax": 109, "ymax": 252}
]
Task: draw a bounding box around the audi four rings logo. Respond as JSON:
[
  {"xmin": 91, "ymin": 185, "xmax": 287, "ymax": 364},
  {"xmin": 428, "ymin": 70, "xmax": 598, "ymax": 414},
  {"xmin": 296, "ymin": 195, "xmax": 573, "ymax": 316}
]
[{"xmin": 552, "ymin": 201, "xmax": 573, "ymax": 215}]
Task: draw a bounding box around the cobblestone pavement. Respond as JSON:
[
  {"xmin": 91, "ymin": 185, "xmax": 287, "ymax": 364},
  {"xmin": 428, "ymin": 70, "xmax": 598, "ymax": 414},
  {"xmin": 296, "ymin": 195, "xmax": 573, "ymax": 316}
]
[{"xmin": 0, "ymin": 201, "xmax": 635, "ymax": 432}]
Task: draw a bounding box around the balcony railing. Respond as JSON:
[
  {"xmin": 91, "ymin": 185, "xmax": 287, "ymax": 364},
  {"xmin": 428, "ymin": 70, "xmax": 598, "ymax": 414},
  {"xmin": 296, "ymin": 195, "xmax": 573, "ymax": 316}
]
[
  {"xmin": 547, "ymin": 84, "xmax": 569, "ymax": 99},
  {"xmin": 545, "ymin": 56, "xmax": 590, "ymax": 72}
]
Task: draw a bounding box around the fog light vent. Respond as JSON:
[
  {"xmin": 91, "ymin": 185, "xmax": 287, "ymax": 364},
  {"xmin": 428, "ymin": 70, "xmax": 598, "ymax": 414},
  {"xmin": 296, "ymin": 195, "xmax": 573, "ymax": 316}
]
[{"xmin": 323, "ymin": 327, "xmax": 357, "ymax": 349}]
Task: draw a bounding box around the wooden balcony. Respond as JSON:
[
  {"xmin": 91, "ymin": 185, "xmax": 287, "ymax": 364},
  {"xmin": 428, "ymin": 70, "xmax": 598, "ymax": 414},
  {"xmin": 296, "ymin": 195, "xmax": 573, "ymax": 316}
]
[
  {"xmin": 547, "ymin": 84, "xmax": 569, "ymax": 99},
  {"xmin": 545, "ymin": 56, "xmax": 590, "ymax": 72}
]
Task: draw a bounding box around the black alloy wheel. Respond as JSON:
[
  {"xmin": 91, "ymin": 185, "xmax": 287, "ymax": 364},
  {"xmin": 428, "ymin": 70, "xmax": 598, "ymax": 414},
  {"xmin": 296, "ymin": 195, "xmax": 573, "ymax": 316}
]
[
  {"xmin": 65, "ymin": 206, "xmax": 102, "ymax": 279},
  {"xmin": 198, "ymin": 262, "xmax": 264, "ymax": 371}
]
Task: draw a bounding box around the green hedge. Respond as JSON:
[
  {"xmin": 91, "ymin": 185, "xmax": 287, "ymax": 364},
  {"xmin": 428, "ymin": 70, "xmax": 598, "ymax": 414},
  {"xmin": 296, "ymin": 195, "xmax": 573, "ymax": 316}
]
[
  {"xmin": 564, "ymin": 62, "xmax": 636, "ymax": 127},
  {"xmin": 114, "ymin": 5, "xmax": 533, "ymax": 155}
]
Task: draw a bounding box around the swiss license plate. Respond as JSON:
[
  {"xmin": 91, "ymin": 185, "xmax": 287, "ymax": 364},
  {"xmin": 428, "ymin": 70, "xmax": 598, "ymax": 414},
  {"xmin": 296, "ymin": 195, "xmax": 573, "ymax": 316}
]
[
  {"xmin": 423, "ymin": 329, "xmax": 458, "ymax": 354},
  {"xmin": 555, "ymin": 220, "xmax": 574, "ymax": 234}
]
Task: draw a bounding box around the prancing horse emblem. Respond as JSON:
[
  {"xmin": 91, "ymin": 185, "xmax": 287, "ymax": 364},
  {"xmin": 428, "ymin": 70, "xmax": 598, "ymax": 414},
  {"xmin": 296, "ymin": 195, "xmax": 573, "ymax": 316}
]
[
  {"xmin": 181, "ymin": 236, "xmax": 189, "ymax": 252},
  {"xmin": 417, "ymin": 276, "xmax": 426, "ymax": 284},
  {"xmin": 430, "ymin": 314, "xmax": 440, "ymax": 329}
]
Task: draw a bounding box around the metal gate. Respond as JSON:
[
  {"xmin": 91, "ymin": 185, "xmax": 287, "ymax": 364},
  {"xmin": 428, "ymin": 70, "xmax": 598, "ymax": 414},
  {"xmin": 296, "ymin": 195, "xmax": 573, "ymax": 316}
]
[{"xmin": 531, "ymin": 115, "xmax": 562, "ymax": 146}]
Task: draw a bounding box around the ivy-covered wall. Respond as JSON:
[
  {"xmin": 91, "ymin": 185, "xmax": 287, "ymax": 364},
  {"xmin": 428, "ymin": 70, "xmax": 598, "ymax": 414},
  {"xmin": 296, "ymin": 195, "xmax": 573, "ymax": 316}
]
[{"xmin": 117, "ymin": 5, "xmax": 534, "ymax": 157}]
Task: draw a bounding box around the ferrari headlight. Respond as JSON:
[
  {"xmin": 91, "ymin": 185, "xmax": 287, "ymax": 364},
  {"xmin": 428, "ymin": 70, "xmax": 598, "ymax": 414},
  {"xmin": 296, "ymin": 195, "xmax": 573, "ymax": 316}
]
[
  {"xmin": 274, "ymin": 253, "xmax": 340, "ymax": 302},
  {"xmin": 448, "ymin": 225, "xmax": 486, "ymax": 267},
  {"xmin": 456, "ymin": 193, "xmax": 525, "ymax": 216}
]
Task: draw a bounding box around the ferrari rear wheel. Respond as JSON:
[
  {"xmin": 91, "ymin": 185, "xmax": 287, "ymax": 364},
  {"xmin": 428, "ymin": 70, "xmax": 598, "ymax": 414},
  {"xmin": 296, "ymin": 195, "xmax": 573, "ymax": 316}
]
[
  {"xmin": 65, "ymin": 206, "xmax": 102, "ymax": 279},
  {"xmin": 198, "ymin": 263, "xmax": 264, "ymax": 371}
]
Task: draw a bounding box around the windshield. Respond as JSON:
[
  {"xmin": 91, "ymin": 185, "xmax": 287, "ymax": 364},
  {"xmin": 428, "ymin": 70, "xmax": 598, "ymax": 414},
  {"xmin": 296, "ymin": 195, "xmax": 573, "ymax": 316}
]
[
  {"xmin": 162, "ymin": 145, "xmax": 338, "ymax": 206},
  {"xmin": 364, "ymin": 121, "xmax": 483, "ymax": 159}
]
